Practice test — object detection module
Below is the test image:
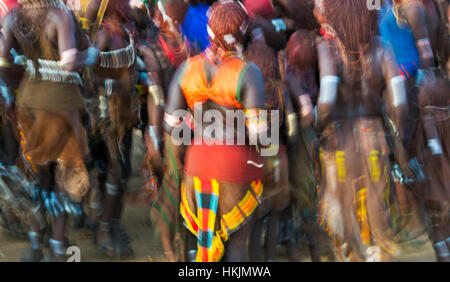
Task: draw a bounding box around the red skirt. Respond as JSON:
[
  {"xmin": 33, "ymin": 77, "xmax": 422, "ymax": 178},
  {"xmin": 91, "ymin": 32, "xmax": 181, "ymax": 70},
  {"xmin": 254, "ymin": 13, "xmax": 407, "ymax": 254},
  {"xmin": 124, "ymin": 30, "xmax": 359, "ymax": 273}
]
[{"xmin": 184, "ymin": 138, "xmax": 263, "ymax": 183}]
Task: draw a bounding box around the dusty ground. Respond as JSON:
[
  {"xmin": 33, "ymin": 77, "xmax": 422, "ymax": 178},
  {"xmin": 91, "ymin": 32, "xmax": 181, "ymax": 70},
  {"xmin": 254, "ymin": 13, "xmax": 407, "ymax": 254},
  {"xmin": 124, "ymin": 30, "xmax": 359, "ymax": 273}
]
[{"xmin": 0, "ymin": 130, "xmax": 437, "ymax": 262}]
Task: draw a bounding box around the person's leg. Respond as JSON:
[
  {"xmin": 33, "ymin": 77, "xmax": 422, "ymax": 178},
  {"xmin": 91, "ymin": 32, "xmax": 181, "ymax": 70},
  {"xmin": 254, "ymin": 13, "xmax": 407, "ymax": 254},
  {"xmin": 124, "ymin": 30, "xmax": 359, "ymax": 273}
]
[
  {"xmin": 40, "ymin": 162, "xmax": 69, "ymax": 262},
  {"xmin": 95, "ymin": 133, "xmax": 122, "ymax": 257},
  {"xmin": 265, "ymin": 212, "xmax": 279, "ymax": 262},
  {"xmin": 26, "ymin": 162, "xmax": 54, "ymax": 261},
  {"xmin": 27, "ymin": 215, "xmax": 45, "ymax": 261},
  {"xmin": 248, "ymin": 217, "xmax": 263, "ymax": 262},
  {"xmin": 395, "ymin": 182, "xmax": 426, "ymax": 239},
  {"xmin": 225, "ymin": 219, "xmax": 254, "ymax": 262},
  {"xmin": 186, "ymin": 231, "xmax": 197, "ymax": 262},
  {"xmin": 110, "ymin": 129, "xmax": 134, "ymax": 258},
  {"xmin": 96, "ymin": 129, "xmax": 133, "ymax": 258},
  {"xmin": 426, "ymin": 201, "xmax": 450, "ymax": 262},
  {"xmin": 95, "ymin": 181, "xmax": 121, "ymax": 257},
  {"xmin": 306, "ymin": 214, "xmax": 322, "ymax": 262},
  {"xmin": 49, "ymin": 211, "xmax": 68, "ymax": 262}
]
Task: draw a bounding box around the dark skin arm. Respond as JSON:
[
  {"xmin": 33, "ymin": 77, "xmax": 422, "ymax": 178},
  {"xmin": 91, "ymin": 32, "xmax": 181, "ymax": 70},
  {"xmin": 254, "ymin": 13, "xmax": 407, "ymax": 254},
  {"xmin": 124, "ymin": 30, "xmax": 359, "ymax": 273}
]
[
  {"xmin": 46, "ymin": 8, "xmax": 97, "ymax": 71},
  {"xmin": 240, "ymin": 64, "xmax": 271, "ymax": 152},
  {"xmin": 164, "ymin": 62, "xmax": 188, "ymax": 134},
  {"xmin": 315, "ymin": 38, "xmax": 338, "ymax": 133},
  {"xmin": 400, "ymin": 0, "xmax": 436, "ymax": 69},
  {"xmin": 139, "ymin": 44, "xmax": 166, "ymax": 177},
  {"xmin": 382, "ymin": 42, "xmax": 408, "ymax": 143},
  {"xmin": 285, "ymin": 69, "xmax": 315, "ymax": 128},
  {"xmin": 46, "ymin": 8, "xmax": 81, "ymax": 71},
  {"xmin": 240, "ymin": 63, "xmax": 266, "ymax": 109},
  {"xmin": 139, "ymin": 44, "xmax": 165, "ymax": 141},
  {"xmin": 382, "ymin": 41, "xmax": 413, "ymax": 177}
]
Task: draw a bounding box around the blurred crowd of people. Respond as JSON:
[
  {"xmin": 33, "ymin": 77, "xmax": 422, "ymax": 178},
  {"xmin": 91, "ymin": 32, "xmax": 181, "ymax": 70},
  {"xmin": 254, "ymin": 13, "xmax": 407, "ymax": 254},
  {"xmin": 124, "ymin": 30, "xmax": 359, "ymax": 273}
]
[{"xmin": 0, "ymin": 0, "xmax": 448, "ymax": 262}]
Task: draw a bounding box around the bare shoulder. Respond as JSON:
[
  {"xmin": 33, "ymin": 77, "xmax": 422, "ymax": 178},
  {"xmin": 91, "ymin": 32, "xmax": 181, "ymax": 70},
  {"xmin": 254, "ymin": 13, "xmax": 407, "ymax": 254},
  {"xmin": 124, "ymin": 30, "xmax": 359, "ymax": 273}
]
[
  {"xmin": 316, "ymin": 37, "xmax": 335, "ymax": 55},
  {"xmin": 139, "ymin": 44, "xmax": 160, "ymax": 73},
  {"xmin": 244, "ymin": 61, "xmax": 263, "ymax": 79}
]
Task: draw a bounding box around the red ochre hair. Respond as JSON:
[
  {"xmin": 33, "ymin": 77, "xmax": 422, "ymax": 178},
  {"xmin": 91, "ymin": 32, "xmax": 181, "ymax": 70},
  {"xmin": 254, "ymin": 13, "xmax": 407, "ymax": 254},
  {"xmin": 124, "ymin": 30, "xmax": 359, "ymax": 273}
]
[{"xmin": 208, "ymin": 0, "xmax": 249, "ymax": 51}]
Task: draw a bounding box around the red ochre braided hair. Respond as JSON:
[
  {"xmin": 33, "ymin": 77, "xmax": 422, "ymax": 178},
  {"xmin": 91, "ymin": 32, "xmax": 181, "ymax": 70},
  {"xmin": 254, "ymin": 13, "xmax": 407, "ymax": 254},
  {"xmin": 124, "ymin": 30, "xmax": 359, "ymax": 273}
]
[
  {"xmin": 321, "ymin": 0, "xmax": 379, "ymax": 79},
  {"xmin": 321, "ymin": 0, "xmax": 378, "ymax": 53},
  {"xmin": 244, "ymin": 41, "xmax": 280, "ymax": 84},
  {"xmin": 154, "ymin": 0, "xmax": 189, "ymax": 34},
  {"xmin": 286, "ymin": 29, "xmax": 317, "ymax": 70},
  {"xmin": 207, "ymin": 0, "xmax": 249, "ymax": 52}
]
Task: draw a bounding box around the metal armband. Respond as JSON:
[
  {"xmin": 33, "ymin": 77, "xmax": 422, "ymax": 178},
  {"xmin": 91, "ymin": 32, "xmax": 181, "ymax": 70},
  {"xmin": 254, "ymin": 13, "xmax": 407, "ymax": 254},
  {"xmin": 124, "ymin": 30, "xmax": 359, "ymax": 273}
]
[
  {"xmin": 287, "ymin": 113, "xmax": 298, "ymax": 137},
  {"xmin": 417, "ymin": 38, "xmax": 434, "ymax": 61},
  {"xmin": 390, "ymin": 76, "xmax": 407, "ymax": 108},
  {"xmin": 318, "ymin": 76, "xmax": 339, "ymax": 105},
  {"xmin": 428, "ymin": 138, "xmax": 443, "ymax": 155},
  {"xmin": 149, "ymin": 84, "xmax": 165, "ymax": 106},
  {"xmin": 148, "ymin": 125, "xmax": 161, "ymax": 151},
  {"xmin": 28, "ymin": 231, "xmax": 41, "ymax": 250}
]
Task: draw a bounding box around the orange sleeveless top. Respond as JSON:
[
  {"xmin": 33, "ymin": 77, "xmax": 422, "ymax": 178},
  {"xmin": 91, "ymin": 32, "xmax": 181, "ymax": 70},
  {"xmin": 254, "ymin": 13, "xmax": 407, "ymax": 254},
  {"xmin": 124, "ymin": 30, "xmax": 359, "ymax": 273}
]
[{"xmin": 179, "ymin": 55, "xmax": 251, "ymax": 110}]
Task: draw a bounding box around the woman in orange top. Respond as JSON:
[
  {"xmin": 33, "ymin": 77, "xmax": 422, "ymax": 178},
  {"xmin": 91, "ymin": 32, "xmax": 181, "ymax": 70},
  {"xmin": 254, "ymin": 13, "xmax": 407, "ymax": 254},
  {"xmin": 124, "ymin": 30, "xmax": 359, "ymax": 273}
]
[{"xmin": 164, "ymin": 0, "xmax": 267, "ymax": 262}]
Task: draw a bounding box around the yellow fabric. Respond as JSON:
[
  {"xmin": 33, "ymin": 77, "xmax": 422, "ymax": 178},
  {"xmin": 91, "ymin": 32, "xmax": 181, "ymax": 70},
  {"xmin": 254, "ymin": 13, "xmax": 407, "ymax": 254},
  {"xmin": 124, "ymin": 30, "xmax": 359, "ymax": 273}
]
[
  {"xmin": 357, "ymin": 187, "xmax": 371, "ymax": 246},
  {"xmin": 336, "ymin": 151, "xmax": 347, "ymax": 183},
  {"xmin": 180, "ymin": 179, "xmax": 263, "ymax": 262},
  {"xmin": 368, "ymin": 150, "xmax": 381, "ymax": 182}
]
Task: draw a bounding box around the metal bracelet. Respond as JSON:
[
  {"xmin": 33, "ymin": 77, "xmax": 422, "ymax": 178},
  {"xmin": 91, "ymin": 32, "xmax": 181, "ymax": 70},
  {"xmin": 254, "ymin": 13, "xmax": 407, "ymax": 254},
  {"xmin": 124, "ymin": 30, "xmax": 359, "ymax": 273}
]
[
  {"xmin": 319, "ymin": 76, "xmax": 339, "ymax": 105},
  {"xmin": 105, "ymin": 183, "xmax": 120, "ymax": 196},
  {"xmin": 149, "ymin": 85, "xmax": 165, "ymax": 106},
  {"xmin": 28, "ymin": 231, "xmax": 41, "ymax": 250},
  {"xmin": 49, "ymin": 238, "xmax": 65, "ymax": 256},
  {"xmin": 148, "ymin": 125, "xmax": 161, "ymax": 151}
]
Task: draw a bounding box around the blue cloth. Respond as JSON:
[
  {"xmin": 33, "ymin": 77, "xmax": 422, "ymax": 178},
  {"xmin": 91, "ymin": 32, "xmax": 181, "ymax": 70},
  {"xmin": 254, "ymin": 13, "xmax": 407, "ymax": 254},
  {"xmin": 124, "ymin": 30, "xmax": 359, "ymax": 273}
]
[
  {"xmin": 182, "ymin": 4, "xmax": 210, "ymax": 53},
  {"xmin": 379, "ymin": 1, "xmax": 420, "ymax": 79}
]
